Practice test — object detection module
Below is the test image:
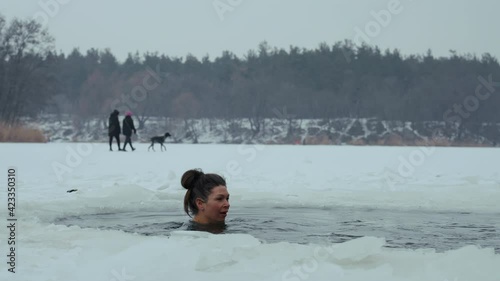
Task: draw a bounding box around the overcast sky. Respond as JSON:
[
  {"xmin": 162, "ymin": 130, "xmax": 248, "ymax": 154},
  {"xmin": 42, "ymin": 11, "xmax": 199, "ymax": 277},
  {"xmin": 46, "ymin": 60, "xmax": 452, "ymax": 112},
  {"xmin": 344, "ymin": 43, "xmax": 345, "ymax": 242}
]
[{"xmin": 0, "ymin": 0, "xmax": 498, "ymax": 62}]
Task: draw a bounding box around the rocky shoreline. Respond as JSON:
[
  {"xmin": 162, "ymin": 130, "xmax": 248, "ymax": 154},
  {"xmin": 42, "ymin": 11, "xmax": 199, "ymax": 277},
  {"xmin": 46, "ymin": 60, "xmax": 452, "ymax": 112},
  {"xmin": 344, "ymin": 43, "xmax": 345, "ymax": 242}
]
[{"xmin": 25, "ymin": 115, "xmax": 500, "ymax": 147}]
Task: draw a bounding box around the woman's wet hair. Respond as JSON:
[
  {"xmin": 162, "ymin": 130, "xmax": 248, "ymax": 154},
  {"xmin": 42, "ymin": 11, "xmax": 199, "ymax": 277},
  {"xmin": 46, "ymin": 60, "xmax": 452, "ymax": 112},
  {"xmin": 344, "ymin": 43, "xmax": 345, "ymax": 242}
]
[{"xmin": 181, "ymin": 169, "xmax": 226, "ymax": 217}]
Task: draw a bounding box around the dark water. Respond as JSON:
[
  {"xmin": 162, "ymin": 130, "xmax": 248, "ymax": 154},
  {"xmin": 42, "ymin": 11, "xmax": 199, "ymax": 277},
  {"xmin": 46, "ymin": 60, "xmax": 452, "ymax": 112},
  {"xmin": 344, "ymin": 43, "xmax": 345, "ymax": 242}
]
[{"xmin": 54, "ymin": 206, "xmax": 500, "ymax": 253}]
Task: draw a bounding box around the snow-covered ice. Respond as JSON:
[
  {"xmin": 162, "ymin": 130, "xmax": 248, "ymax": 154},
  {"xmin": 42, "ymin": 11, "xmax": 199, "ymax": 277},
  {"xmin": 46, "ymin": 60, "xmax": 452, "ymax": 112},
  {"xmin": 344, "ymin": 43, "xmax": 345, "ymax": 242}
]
[{"xmin": 0, "ymin": 143, "xmax": 499, "ymax": 281}]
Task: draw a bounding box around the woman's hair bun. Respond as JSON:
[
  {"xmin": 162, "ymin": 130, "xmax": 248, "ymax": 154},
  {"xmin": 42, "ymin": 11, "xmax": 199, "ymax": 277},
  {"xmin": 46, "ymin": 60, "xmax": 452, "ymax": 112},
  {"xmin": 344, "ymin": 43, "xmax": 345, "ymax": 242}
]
[{"xmin": 181, "ymin": 169, "xmax": 204, "ymax": 190}]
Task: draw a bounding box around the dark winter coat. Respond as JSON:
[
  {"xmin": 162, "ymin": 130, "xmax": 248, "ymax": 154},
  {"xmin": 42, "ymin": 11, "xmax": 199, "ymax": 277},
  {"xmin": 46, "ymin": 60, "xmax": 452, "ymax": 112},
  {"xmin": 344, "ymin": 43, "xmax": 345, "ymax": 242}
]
[
  {"xmin": 108, "ymin": 110, "xmax": 121, "ymax": 136},
  {"xmin": 122, "ymin": 115, "xmax": 136, "ymax": 136}
]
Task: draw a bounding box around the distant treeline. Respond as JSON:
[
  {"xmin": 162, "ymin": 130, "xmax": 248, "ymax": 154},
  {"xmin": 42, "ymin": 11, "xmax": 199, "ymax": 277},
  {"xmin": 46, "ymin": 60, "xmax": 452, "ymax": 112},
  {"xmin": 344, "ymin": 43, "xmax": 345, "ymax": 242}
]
[{"xmin": 1, "ymin": 15, "xmax": 500, "ymax": 128}]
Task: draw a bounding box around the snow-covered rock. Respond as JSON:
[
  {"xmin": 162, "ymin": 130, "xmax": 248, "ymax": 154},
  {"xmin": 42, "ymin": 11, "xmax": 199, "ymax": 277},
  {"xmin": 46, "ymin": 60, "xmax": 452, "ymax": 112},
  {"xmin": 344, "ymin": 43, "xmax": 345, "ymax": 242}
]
[{"xmin": 22, "ymin": 115, "xmax": 500, "ymax": 146}]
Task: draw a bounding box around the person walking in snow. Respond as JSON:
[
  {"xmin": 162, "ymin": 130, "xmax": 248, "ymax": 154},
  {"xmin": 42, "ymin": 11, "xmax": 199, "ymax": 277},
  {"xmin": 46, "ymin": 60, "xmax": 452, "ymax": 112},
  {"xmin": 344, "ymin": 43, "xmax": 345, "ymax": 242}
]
[
  {"xmin": 108, "ymin": 109, "xmax": 122, "ymax": 151},
  {"xmin": 122, "ymin": 111, "xmax": 137, "ymax": 151}
]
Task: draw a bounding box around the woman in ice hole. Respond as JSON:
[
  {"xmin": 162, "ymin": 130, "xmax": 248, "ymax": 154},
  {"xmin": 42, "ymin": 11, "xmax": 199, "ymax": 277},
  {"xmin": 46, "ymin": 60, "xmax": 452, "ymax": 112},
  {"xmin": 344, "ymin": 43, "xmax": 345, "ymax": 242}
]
[{"xmin": 182, "ymin": 169, "xmax": 230, "ymax": 234}]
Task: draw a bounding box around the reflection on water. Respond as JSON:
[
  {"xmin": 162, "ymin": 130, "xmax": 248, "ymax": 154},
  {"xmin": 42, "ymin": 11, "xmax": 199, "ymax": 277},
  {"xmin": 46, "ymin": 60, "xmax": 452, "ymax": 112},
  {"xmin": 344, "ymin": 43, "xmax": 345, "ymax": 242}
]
[{"xmin": 54, "ymin": 206, "xmax": 500, "ymax": 253}]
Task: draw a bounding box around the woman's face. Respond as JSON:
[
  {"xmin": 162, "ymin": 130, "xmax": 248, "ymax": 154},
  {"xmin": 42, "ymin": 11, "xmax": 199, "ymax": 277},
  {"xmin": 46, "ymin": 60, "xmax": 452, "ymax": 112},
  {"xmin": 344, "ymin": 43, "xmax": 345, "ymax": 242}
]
[{"xmin": 197, "ymin": 185, "xmax": 230, "ymax": 224}]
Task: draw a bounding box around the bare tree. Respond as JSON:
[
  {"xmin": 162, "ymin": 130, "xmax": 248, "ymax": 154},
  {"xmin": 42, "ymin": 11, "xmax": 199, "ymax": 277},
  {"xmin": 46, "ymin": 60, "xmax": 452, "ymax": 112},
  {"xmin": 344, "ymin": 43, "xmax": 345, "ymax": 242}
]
[{"xmin": 0, "ymin": 16, "xmax": 54, "ymax": 124}]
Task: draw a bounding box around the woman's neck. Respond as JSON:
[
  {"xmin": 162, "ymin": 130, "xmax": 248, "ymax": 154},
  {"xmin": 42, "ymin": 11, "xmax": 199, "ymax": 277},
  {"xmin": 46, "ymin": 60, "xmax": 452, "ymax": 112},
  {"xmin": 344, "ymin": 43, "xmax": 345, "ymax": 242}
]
[
  {"xmin": 193, "ymin": 215, "xmax": 208, "ymax": 225},
  {"xmin": 193, "ymin": 215, "xmax": 225, "ymax": 226},
  {"xmin": 190, "ymin": 217, "xmax": 226, "ymax": 234}
]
